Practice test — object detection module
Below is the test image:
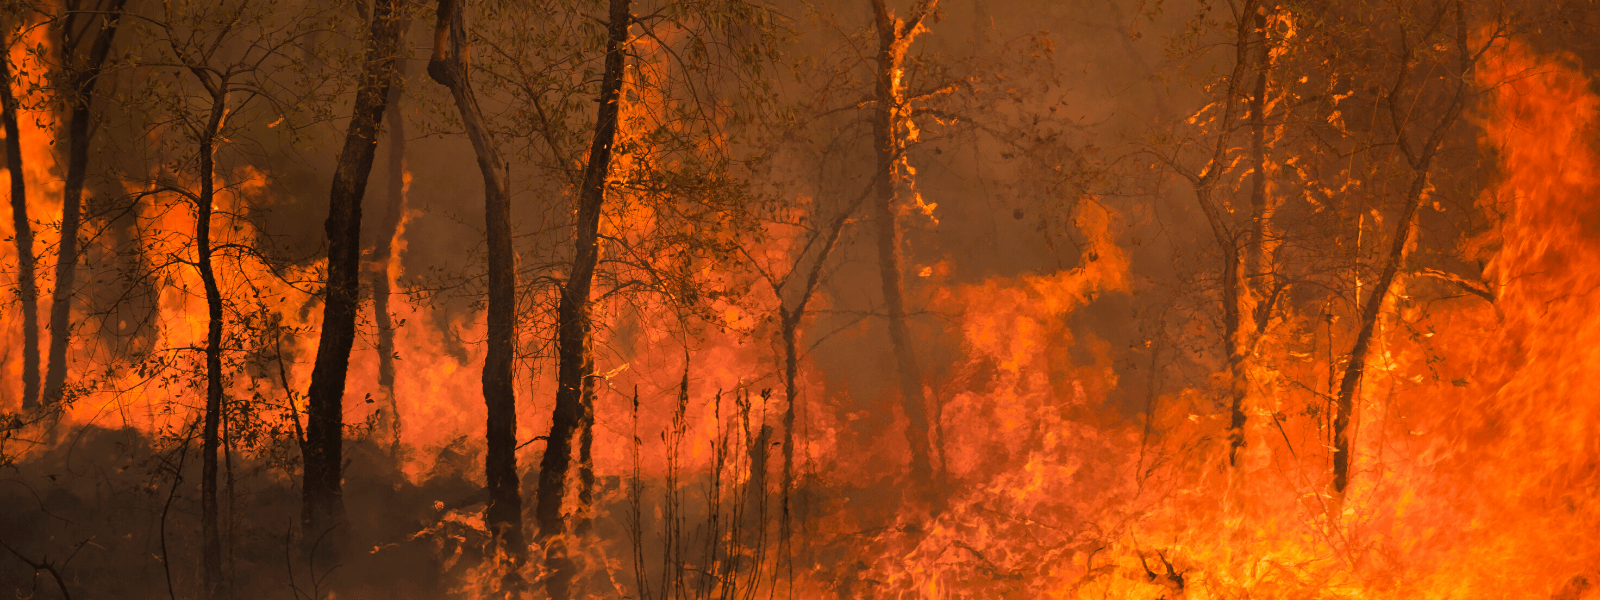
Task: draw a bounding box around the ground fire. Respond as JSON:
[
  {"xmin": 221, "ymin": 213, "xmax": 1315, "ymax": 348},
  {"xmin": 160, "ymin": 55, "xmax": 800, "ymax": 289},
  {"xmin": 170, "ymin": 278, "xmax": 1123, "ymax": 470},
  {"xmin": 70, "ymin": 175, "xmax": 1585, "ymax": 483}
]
[{"xmin": 1, "ymin": 0, "xmax": 1597, "ymax": 599}]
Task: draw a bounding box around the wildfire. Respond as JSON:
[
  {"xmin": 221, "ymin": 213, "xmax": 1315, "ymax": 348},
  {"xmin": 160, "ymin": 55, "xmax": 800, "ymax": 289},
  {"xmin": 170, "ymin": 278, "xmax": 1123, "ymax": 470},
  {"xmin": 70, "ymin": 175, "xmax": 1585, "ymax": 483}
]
[{"xmin": 3, "ymin": 3, "xmax": 1599, "ymax": 600}]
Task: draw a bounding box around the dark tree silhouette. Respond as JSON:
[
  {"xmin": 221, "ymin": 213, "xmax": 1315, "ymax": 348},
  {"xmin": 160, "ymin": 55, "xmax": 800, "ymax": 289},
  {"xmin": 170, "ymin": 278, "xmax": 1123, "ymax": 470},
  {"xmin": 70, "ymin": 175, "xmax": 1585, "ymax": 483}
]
[
  {"xmin": 534, "ymin": 1, "xmax": 630, "ymax": 598},
  {"xmin": 302, "ymin": 0, "xmax": 404, "ymax": 550},
  {"xmin": 1, "ymin": 26, "xmax": 40, "ymax": 410},
  {"xmin": 42, "ymin": 0, "xmax": 128, "ymax": 407},
  {"xmin": 426, "ymin": 0, "xmax": 525, "ymax": 576}
]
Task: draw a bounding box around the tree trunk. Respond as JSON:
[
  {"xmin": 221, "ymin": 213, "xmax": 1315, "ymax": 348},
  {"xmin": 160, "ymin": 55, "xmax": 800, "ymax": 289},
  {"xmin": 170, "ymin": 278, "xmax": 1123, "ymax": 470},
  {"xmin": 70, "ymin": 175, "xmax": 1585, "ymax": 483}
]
[
  {"xmin": 1180, "ymin": 0, "xmax": 1259, "ymax": 474},
  {"xmin": 1221, "ymin": 234, "xmax": 1247, "ymax": 468},
  {"xmin": 574, "ymin": 357, "xmax": 597, "ymax": 537},
  {"xmin": 196, "ymin": 89, "xmax": 228, "ymax": 600},
  {"xmin": 779, "ymin": 313, "xmax": 799, "ymax": 546},
  {"xmin": 1330, "ymin": 167, "xmax": 1429, "ymax": 497},
  {"xmin": 373, "ymin": 21, "xmax": 411, "ymax": 460},
  {"xmin": 426, "ymin": 0, "xmax": 525, "ymax": 569},
  {"xmin": 1332, "ymin": 9, "xmax": 1471, "ymax": 499},
  {"xmin": 534, "ymin": 1, "xmax": 630, "ymax": 597},
  {"xmin": 1227, "ymin": 5, "xmax": 1273, "ymax": 469},
  {"xmin": 1245, "ymin": 6, "xmax": 1271, "ymax": 293},
  {"xmin": 223, "ymin": 400, "xmax": 237, "ymax": 584},
  {"xmin": 302, "ymin": 0, "xmax": 403, "ymax": 549},
  {"xmin": 42, "ymin": 0, "xmax": 127, "ymax": 406},
  {"xmin": 778, "ymin": 195, "xmax": 857, "ymax": 554},
  {"xmin": 744, "ymin": 406, "xmax": 773, "ymax": 557},
  {"xmin": 1, "ymin": 33, "xmax": 41, "ymax": 410},
  {"xmin": 868, "ymin": 0, "xmax": 941, "ymax": 499}
]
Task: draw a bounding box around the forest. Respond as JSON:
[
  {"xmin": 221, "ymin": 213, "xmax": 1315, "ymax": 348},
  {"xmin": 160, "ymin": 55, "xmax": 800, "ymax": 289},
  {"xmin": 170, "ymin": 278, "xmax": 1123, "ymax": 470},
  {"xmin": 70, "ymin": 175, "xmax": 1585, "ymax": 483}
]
[{"xmin": 2, "ymin": 0, "xmax": 1598, "ymax": 598}]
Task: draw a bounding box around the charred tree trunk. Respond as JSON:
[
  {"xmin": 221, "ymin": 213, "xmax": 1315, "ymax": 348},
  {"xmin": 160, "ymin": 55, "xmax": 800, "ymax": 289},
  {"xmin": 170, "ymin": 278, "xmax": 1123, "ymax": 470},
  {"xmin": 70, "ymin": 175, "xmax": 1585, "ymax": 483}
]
[
  {"xmin": 1178, "ymin": 0, "xmax": 1258, "ymax": 473},
  {"xmin": 373, "ymin": 20, "xmax": 411, "ymax": 460},
  {"xmin": 303, "ymin": 0, "xmax": 403, "ymax": 549},
  {"xmin": 779, "ymin": 313, "xmax": 800, "ymax": 546},
  {"xmin": 1330, "ymin": 174, "xmax": 1427, "ymax": 498},
  {"xmin": 426, "ymin": 0, "xmax": 524, "ymax": 568},
  {"xmin": 868, "ymin": 0, "xmax": 940, "ymax": 498},
  {"xmin": 1245, "ymin": 6, "xmax": 1272, "ymax": 293},
  {"xmin": 1331, "ymin": 7, "xmax": 1472, "ymax": 499},
  {"xmin": 1227, "ymin": 4, "xmax": 1274, "ymax": 469},
  {"xmin": 535, "ymin": 1, "xmax": 629, "ymax": 597},
  {"xmin": 778, "ymin": 196, "xmax": 858, "ymax": 554},
  {"xmin": 574, "ymin": 360, "xmax": 597, "ymax": 537},
  {"xmin": 196, "ymin": 87, "xmax": 228, "ymax": 600},
  {"xmin": 42, "ymin": 0, "xmax": 126, "ymax": 407},
  {"xmin": 1219, "ymin": 231, "xmax": 1248, "ymax": 468},
  {"xmin": 1, "ymin": 34, "xmax": 40, "ymax": 410}
]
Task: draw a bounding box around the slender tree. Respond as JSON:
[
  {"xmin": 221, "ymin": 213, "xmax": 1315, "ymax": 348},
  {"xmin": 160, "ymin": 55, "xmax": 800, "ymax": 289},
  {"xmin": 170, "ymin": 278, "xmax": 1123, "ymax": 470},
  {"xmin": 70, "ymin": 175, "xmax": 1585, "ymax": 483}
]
[
  {"xmin": 867, "ymin": 0, "xmax": 940, "ymax": 495},
  {"xmin": 1244, "ymin": 5, "xmax": 1273, "ymax": 314},
  {"xmin": 425, "ymin": 0, "xmax": 524, "ymax": 572},
  {"xmin": 40, "ymin": 0, "xmax": 127, "ymax": 407},
  {"xmin": 192, "ymin": 77, "xmax": 228, "ymax": 600},
  {"xmin": 142, "ymin": 1, "xmax": 331, "ymax": 593},
  {"xmin": 302, "ymin": 0, "xmax": 404, "ymax": 549},
  {"xmin": 772, "ymin": 192, "xmax": 863, "ymax": 557},
  {"xmin": 533, "ymin": 0, "xmax": 630, "ymax": 598},
  {"xmin": 733, "ymin": 173, "xmax": 867, "ymax": 580},
  {"xmin": 372, "ymin": 19, "xmax": 412, "ymax": 460},
  {"xmin": 572, "ymin": 355, "xmax": 598, "ymax": 537},
  {"xmin": 1157, "ymin": 0, "xmax": 1264, "ymax": 471},
  {"xmin": 1331, "ymin": 1, "xmax": 1481, "ymax": 500},
  {"xmin": 2, "ymin": 26, "xmax": 40, "ymax": 410},
  {"xmin": 1231, "ymin": 1, "xmax": 1276, "ymax": 469}
]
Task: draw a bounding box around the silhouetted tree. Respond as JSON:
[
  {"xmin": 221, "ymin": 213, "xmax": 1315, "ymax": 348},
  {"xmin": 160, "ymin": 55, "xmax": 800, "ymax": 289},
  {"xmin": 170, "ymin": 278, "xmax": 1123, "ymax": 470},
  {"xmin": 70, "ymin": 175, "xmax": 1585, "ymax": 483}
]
[
  {"xmin": 41, "ymin": 0, "xmax": 128, "ymax": 407},
  {"xmin": 868, "ymin": 0, "xmax": 941, "ymax": 498},
  {"xmin": 425, "ymin": 0, "xmax": 525, "ymax": 582},
  {"xmin": 302, "ymin": 0, "xmax": 404, "ymax": 553},
  {"xmin": 1, "ymin": 23, "xmax": 40, "ymax": 410},
  {"xmin": 534, "ymin": 1, "xmax": 630, "ymax": 597}
]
